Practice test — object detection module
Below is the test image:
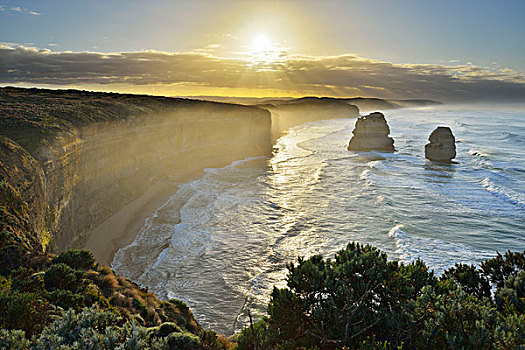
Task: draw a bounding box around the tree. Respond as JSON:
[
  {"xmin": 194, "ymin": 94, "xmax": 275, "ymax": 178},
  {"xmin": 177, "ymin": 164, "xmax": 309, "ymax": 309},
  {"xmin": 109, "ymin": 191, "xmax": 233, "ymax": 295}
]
[{"xmin": 264, "ymin": 243, "xmax": 433, "ymax": 348}]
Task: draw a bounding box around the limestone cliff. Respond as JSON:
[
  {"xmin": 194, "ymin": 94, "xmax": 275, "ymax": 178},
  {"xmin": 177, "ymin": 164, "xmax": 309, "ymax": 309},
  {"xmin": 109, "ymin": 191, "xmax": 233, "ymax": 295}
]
[
  {"xmin": 255, "ymin": 97, "xmax": 360, "ymax": 139},
  {"xmin": 0, "ymin": 87, "xmax": 271, "ymax": 252},
  {"xmin": 0, "ymin": 137, "xmax": 47, "ymax": 270}
]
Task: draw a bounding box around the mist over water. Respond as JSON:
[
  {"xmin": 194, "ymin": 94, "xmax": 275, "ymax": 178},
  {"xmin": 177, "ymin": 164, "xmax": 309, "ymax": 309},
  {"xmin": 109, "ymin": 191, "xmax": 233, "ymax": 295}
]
[{"xmin": 113, "ymin": 106, "xmax": 525, "ymax": 335}]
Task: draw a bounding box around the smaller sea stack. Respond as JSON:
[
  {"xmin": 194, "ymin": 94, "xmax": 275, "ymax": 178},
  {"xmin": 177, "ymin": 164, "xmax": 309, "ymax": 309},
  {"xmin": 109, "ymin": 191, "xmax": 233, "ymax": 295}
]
[
  {"xmin": 347, "ymin": 112, "xmax": 395, "ymax": 151},
  {"xmin": 425, "ymin": 126, "xmax": 456, "ymax": 162}
]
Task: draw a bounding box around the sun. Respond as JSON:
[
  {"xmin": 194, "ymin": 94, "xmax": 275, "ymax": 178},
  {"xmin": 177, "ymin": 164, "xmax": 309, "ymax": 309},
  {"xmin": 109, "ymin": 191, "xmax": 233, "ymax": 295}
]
[
  {"xmin": 251, "ymin": 34, "xmax": 273, "ymax": 53},
  {"xmin": 247, "ymin": 33, "xmax": 283, "ymax": 68}
]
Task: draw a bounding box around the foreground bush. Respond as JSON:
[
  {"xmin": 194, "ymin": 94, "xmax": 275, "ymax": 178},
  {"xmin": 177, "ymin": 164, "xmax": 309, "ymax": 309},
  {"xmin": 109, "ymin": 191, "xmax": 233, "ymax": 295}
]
[
  {"xmin": 237, "ymin": 244, "xmax": 525, "ymax": 349},
  {"xmin": 0, "ymin": 306, "xmax": 234, "ymax": 350},
  {"xmin": 0, "ymin": 307, "xmax": 200, "ymax": 349},
  {"xmin": 0, "ymin": 249, "xmax": 230, "ymax": 349}
]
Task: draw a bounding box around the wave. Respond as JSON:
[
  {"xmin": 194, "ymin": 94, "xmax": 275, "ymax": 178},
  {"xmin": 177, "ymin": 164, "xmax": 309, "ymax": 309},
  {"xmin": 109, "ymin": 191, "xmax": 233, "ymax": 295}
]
[
  {"xmin": 454, "ymin": 119, "xmax": 469, "ymax": 127},
  {"xmin": 469, "ymin": 149, "xmax": 525, "ymax": 176},
  {"xmin": 502, "ymin": 131, "xmax": 525, "ymax": 144},
  {"xmin": 485, "ymin": 131, "xmax": 525, "ymax": 145},
  {"xmin": 388, "ymin": 225, "xmax": 494, "ymax": 275},
  {"xmin": 203, "ymin": 156, "xmax": 268, "ymax": 174},
  {"xmin": 481, "ymin": 178, "xmax": 525, "ymax": 209}
]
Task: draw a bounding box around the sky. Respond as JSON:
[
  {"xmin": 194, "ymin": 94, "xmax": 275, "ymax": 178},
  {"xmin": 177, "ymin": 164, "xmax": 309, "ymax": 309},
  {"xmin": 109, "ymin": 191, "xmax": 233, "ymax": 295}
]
[{"xmin": 1, "ymin": 0, "xmax": 524, "ymax": 101}]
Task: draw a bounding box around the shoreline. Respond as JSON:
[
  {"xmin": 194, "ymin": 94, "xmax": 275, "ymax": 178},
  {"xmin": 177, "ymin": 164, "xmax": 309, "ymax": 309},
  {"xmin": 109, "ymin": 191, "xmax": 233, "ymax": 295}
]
[{"xmin": 84, "ymin": 156, "xmax": 252, "ymax": 266}]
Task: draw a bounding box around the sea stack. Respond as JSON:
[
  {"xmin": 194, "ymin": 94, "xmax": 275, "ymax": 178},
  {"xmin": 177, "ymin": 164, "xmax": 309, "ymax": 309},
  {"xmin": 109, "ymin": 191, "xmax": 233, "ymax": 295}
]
[
  {"xmin": 425, "ymin": 127, "xmax": 456, "ymax": 162},
  {"xmin": 347, "ymin": 112, "xmax": 395, "ymax": 151}
]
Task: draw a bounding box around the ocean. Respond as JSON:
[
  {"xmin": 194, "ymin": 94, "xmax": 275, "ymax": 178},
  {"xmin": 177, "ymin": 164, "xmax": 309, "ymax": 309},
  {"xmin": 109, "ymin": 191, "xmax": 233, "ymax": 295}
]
[{"xmin": 112, "ymin": 105, "xmax": 525, "ymax": 335}]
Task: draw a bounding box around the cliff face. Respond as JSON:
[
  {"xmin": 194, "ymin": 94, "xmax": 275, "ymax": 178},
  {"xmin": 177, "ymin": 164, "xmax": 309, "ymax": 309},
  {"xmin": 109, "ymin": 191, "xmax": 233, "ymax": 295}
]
[
  {"xmin": 0, "ymin": 136, "xmax": 47, "ymax": 271},
  {"xmin": 49, "ymin": 110, "xmax": 270, "ymax": 250},
  {"xmin": 0, "ymin": 88, "xmax": 271, "ymax": 252}
]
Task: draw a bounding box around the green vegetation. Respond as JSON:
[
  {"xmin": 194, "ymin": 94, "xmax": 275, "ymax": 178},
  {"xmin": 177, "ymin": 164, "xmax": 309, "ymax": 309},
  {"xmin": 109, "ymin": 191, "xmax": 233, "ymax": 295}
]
[
  {"xmin": 0, "ymin": 249, "xmax": 231, "ymax": 349},
  {"xmin": 236, "ymin": 243, "xmax": 524, "ymax": 349},
  {"xmin": 6, "ymin": 245, "xmax": 521, "ymax": 349},
  {"xmin": 0, "ymin": 307, "xmax": 217, "ymax": 350}
]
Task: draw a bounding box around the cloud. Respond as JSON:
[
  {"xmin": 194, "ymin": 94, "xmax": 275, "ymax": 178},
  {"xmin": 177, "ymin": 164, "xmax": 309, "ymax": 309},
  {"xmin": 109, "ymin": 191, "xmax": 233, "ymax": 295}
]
[
  {"xmin": 193, "ymin": 44, "xmax": 222, "ymax": 53},
  {"xmin": 1, "ymin": 5, "xmax": 40, "ymax": 15},
  {"xmin": 0, "ymin": 44, "xmax": 524, "ymax": 102}
]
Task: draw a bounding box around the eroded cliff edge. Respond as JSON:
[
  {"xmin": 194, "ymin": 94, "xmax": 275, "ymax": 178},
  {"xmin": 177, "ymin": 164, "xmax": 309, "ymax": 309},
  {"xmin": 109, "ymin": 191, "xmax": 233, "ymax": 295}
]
[{"xmin": 0, "ymin": 87, "xmax": 272, "ymax": 252}]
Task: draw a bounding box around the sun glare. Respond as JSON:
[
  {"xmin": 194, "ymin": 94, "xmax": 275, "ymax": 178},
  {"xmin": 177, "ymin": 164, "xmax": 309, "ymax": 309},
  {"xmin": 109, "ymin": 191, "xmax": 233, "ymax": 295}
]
[
  {"xmin": 251, "ymin": 34, "xmax": 273, "ymax": 53},
  {"xmin": 247, "ymin": 33, "xmax": 283, "ymax": 68}
]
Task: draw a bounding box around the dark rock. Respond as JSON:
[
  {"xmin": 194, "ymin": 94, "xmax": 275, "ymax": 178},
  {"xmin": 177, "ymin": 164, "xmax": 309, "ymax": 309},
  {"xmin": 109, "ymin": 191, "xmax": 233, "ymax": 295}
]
[
  {"xmin": 347, "ymin": 112, "xmax": 395, "ymax": 151},
  {"xmin": 425, "ymin": 127, "xmax": 456, "ymax": 162}
]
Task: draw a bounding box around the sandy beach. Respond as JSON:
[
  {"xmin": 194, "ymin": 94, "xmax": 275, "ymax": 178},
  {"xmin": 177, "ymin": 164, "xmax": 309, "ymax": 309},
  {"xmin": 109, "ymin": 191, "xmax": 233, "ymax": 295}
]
[{"xmin": 83, "ymin": 157, "xmax": 248, "ymax": 266}]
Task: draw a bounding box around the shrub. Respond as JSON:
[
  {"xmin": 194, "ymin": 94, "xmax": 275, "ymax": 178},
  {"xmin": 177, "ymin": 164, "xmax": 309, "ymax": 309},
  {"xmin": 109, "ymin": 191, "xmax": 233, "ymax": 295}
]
[
  {"xmin": 91, "ymin": 272, "xmax": 119, "ymax": 296},
  {"xmin": 237, "ymin": 244, "xmax": 525, "ymax": 350},
  {"xmin": 441, "ymin": 263, "xmax": 491, "ymax": 298},
  {"xmin": 98, "ymin": 264, "xmax": 113, "ymax": 275},
  {"xmin": 9, "ymin": 267, "xmax": 44, "ymax": 293},
  {"xmin": 265, "ymin": 242, "xmax": 424, "ymax": 348},
  {"xmin": 199, "ymin": 329, "xmax": 231, "ymax": 350},
  {"xmin": 156, "ymin": 322, "xmax": 183, "ymax": 337},
  {"xmin": 110, "ymin": 291, "xmax": 129, "ymax": 307},
  {"xmin": 0, "ymin": 275, "xmax": 11, "ymax": 292},
  {"xmin": 235, "ymin": 317, "xmax": 275, "ymax": 350},
  {"xmin": 0, "ymin": 306, "xmax": 210, "ymax": 350},
  {"xmin": 170, "ymin": 298, "xmax": 190, "ymax": 313},
  {"xmin": 413, "ymin": 281, "xmax": 497, "ymax": 349},
  {"xmin": 495, "ymin": 270, "xmax": 525, "ymax": 313},
  {"xmin": 166, "ymin": 331, "xmax": 202, "ymax": 350},
  {"xmin": 44, "ymin": 289, "xmax": 85, "ymax": 310},
  {"xmin": 480, "ymin": 250, "xmax": 525, "ymax": 288},
  {"xmin": 493, "ymin": 312, "xmax": 525, "ymax": 349},
  {"xmin": 0, "ymin": 290, "xmax": 50, "ymax": 336},
  {"xmin": 51, "ymin": 249, "xmax": 95, "ymax": 270},
  {"xmin": 44, "ymin": 263, "xmax": 85, "ymax": 293},
  {"xmin": 0, "ymin": 329, "xmax": 31, "ymax": 350}
]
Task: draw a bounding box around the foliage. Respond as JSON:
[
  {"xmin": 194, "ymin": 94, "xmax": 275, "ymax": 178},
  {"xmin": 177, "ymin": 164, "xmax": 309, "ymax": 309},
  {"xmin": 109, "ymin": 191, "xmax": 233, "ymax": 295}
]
[
  {"xmin": 441, "ymin": 262, "xmax": 491, "ymax": 298},
  {"xmin": 413, "ymin": 281, "xmax": 497, "ymax": 349},
  {"xmin": 480, "ymin": 250, "xmax": 525, "ymax": 288},
  {"xmin": 44, "ymin": 263, "xmax": 87, "ymax": 293},
  {"xmin": 51, "ymin": 249, "xmax": 95, "ymax": 270},
  {"xmin": 0, "ymin": 307, "xmax": 209, "ymax": 350},
  {"xmin": 495, "ymin": 270, "xmax": 525, "ymax": 314},
  {"xmin": 237, "ymin": 244, "xmax": 525, "ymax": 350},
  {"xmin": 0, "ymin": 245, "xmax": 228, "ymax": 348},
  {"xmin": 0, "ymin": 290, "xmax": 50, "ymax": 336},
  {"xmin": 263, "ymin": 243, "xmax": 434, "ymax": 348},
  {"xmin": 0, "ymin": 329, "xmax": 31, "ymax": 350}
]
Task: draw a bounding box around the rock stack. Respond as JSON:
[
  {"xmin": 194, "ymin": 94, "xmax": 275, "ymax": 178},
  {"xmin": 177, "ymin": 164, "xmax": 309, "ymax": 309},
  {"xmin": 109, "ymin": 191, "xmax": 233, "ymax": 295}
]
[
  {"xmin": 425, "ymin": 127, "xmax": 456, "ymax": 162},
  {"xmin": 347, "ymin": 112, "xmax": 395, "ymax": 151}
]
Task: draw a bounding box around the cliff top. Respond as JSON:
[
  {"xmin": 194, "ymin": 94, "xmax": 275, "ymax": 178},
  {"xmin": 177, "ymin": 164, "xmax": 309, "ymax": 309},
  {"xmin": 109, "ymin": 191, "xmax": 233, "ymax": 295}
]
[{"xmin": 0, "ymin": 87, "xmax": 265, "ymax": 154}]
